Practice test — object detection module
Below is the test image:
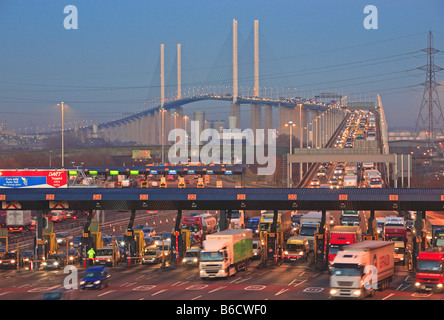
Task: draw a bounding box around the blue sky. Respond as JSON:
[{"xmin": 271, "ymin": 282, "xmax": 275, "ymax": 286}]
[{"xmin": 0, "ymin": 0, "xmax": 443, "ymax": 132}]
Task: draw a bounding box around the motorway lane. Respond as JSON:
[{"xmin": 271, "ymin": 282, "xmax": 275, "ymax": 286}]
[{"xmin": 0, "ymin": 251, "xmax": 443, "ymax": 300}]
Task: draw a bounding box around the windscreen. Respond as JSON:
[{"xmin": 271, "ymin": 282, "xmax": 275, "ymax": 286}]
[
  {"xmin": 300, "ymin": 226, "xmax": 317, "ymax": 236},
  {"xmin": 96, "ymin": 249, "xmax": 113, "ymax": 256},
  {"xmin": 200, "ymin": 251, "xmax": 223, "ymax": 262},
  {"xmin": 331, "ymin": 264, "xmax": 362, "ymax": 277},
  {"xmin": 417, "ymin": 260, "xmax": 443, "ymax": 273}
]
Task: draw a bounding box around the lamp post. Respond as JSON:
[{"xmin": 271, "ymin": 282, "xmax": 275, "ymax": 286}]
[
  {"xmin": 57, "ymin": 102, "xmax": 65, "ymax": 167},
  {"xmin": 285, "ymin": 121, "xmax": 295, "ymax": 187}
]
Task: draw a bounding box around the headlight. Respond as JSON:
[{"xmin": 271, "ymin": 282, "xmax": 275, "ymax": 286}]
[
  {"xmin": 43, "ymin": 262, "xmax": 47, "ymax": 266},
  {"xmin": 57, "ymin": 239, "xmax": 62, "ymax": 243},
  {"xmin": 353, "ymin": 290, "xmax": 361, "ymax": 296},
  {"xmin": 25, "ymin": 258, "xmax": 29, "ymax": 262},
  {"xmin": 284, "ymin": 251, "xmax": 288, "ymax": 255},
  {"xmin": 54, "ymin": 262, "xmax": 59, "ymax": 266},
  {"xmin": 70, "ymin": 242, "xmax": 73, "ymax": 246},
  {"xmin": 120, "ymin": 242, "xmax": 125, "ymax": 246},
  {"xmin": 80, "ymin": 281, "xmax": 85, "ymax": 285},
  {"xmin": 193, "ymin": 258, "xmax": 198, "ymax": 262},
  {"xmin": 330, "ymin": 289, "xmax": 337, "ymax": 295},
  {"xmin": 11, "ymin": 260, "xmax": 15, "ymax": 264},
  {"xmin": 299, "ymin": 251, "xmax": 304, "ymax": 255},
  {"xmin": 415, "ymin": 282, "xmax": 420, "ymax": 287},
  {"xmin": 107, "ymin": 259, "xmax": 111, "ymax": 262},
  {"xmin": 70, "ymin": 257, "xmax": 74, "ymax": 260},
  {"xmin": 164, "ymin": 252, "xmax": 168, "ymax": 256},
  {"xmin": 437, "ymin": 283, "xmax": 443, "ymax": 288},
  {"xmin": 182, "ymin": 259, "xmax": 186, "ymax": 263},
  {"xmin": 94, "ymin": 280, "xmax": 101, "ymax": 285}
]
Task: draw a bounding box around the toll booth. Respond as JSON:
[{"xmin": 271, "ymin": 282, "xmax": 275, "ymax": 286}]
[
  {"xmin": 0, "ymin": 228, "xmax": 8, "ymax": 252},
  {"xmin": 90, "ymin": 221, "xmax": 103, "ymax": 250},
  {"xmin": 171, "ymin": 229, "xmax": 192, "ymax": 267},
  {"xmin": 124, "ymin": 229, "xmax": 145, "ymax": 266},
  {"xmin": 197, "ymin": 178, "xmax": 204, "ymax": 188},
  {"xmin": 43, "ymin": 222, "xmax": 58, "ymax": 258},
  {"xmin": 216, "ymin": 180, "xmax": 223, "ymax": 188},
  {"xmin": 178, "ymin": 177, "xmax": 186, "ymax": 188},
  {"xmin": 260, "ymin": 211, "xmax": 284, "ymax": 267},
  {"xmin": 160, "ymin": 177, "xmax": 167, "ymax": 188}
]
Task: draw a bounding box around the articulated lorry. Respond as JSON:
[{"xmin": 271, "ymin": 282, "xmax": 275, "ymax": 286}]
[
  {"xmin": 330, "ymin": 240, "xmax": 395, "ymax": 299},
  {"xmin": 384, "ymin": 225, "xmax": 408, "ymax": 265},
  {"xmin": 328, "ymin": 226, "xmax": 362, "ymax": 269},
  {"xmin": 415, "ymin": 248, "xmax": 444, "ymax": 293},
  {"xmin": 199, "ymin": 229, "xmax": 253, "ymax": 279},
  {"xmin": 300, "ymin": 211, "xmax": 330, "ymax": 251},
  {"xmin": 180, "ymin": 214, "xmax": 217, "ymax": 243},
  {"xmin": 6, "ymin": 210, "xmax": 32, "ymax": 232},
  {"xmin": 426, "ymin": 217, "xmax": 444, "ymax": 247}
]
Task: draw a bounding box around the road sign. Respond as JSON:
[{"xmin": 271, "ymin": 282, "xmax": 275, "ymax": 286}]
[
  {"xmin": 0, "ymin": 170, "xmax": 67, "ymax": 188},
  {"xmin": 49, "ymin": 201, "xmax": 69, "ymax": 209},
  {"xmin": 2, "ymin": 201, "xmax": 21, "ymax": 209}
]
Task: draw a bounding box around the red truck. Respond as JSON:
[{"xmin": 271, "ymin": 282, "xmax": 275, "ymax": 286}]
[
  {"xmin": 328, "ymin": 225, "xmax": 361, "ymax": 270},
  {"xmin": 180, "ymin": 214, "xmax": 217, "ymax": 243},
  {"xmin": 415, "ymin": 248, "xmax": 444, "ymax": 293},
  {"xmin": 384, "ymin": 225, "xmax": 408, "ymax": 265}
]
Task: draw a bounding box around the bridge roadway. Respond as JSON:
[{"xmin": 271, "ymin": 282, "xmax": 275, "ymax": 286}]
[{"xmin": 2, "ymin": 187, "xmax": 444, "ymax": 211}]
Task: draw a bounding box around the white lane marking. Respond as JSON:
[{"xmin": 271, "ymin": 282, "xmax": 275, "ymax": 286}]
[
  {"xmin": 275, "ymin": 289, "xmax": 289, "ymax": 296},
  {"xmin": 151, "ymin": 289, "xmax": 168, "ymax": 296},
  {"xmin": 98, "ymin": 290, "xmax": 115, "ymax": 297},
  {"xmin": 208, "ymin": 286, "xmax": 226, "ymax": 294},
  {"xmin": 191, "ymin": 295, "xmax": 202, "ymax": 300},
  {"xmin": 382, "ymin": 293, "xmax": 395, "ymax": 300}
]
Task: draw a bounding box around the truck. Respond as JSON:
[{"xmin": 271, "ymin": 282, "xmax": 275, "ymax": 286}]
[
  {"xmin": 343, "ymin": 175, "xmax": 358, "ymax": 188},
  {"xmin": 94, "ymin": 246, "xmax": 121, "ymax": 267},
  {"xmin": 6, "ymin": 210, "xmax": 32, "ymax": 232},
  {"xmin": 363, "ymin": 169, "xmax": 382, "ymax": 188},
  {"xmin": 246, "ymin": 216, "xmax": 261, "ymax": 236},
  {"xmin": 330, "ymin": 241, "xmax": 395, "ymax": 299},
  {"xmin": 259, "ymin": 210, "xmax": 293, "ymax": 244},
  {"xmin": 384, "ymin": 225, "xmax": 408, "ymax": 264},
  {"xmin": 300, "ymin": 211, "xmax": 330, "ymax": 251},
  {"xmin": 199, "ymin": 229, "xmax": 253, "ymax": 279},
  {"xmin": 340, "ymin": 211, "xmax": 361, "ymax": 227},
  {"xmin": 426, "ymin": 217, "xmax": 444, "ymax": 247},
  {"xmin": 180, "ymin": 214, "xmax": 217, "ymax": 243},
  {"xmin": 328, "ymin": 226, "xmax": 362, "ymax": 269},
  {"xmin": 345, "ymin": 163, "xmax": 358, "ymax": 175},
  {"xmin": 283, "ymin": 236, "xmax": 309, "ymax": 262},
  {"xmin": 414, "ymin": 248, "xmax": 444, "ymax": 293},
  {"xmin": 230, "ymin": 210, "xmax": 245, "ymax": 229}
]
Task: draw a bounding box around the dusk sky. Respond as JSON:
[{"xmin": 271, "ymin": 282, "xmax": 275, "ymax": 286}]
[{"xmin": 0, "ymin": 0, "xmax": 443, "ymax": 132}]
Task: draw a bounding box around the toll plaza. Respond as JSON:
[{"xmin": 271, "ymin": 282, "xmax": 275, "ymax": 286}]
[{"xmin": 0, "ymin": 187, "xmax": 443, "ymax": 270}]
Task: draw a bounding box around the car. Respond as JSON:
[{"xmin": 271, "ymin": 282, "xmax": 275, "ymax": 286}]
[
  {"xmin": 43, "ymin": 254, "xmax": 66, "ymax": 270},
  {"xmin": 152, "ymin": 236, "xmax": 163, "ymax": 246},
  {"xmin": 56, "ymin": 232, "xmax": 72, "ymax": 246},
  {"xmin": 41, "ymin": 289, "xmax": 79, "ymax": 300},
  {"xmin": 141, "ymin": 247, "xmax": 162, "ymax": 264},
  {"xmin": 64, "ymin": 249, "xmax": 80, "ymax": 264},
  {"xmin": 70, "ymin": 236, "xmax": 82, "ymax": 248},
  {"xmin": 144, "ymin": 236, "xmax": 154, "ymax": 246},
  {"xmin": 317, "ymin": 169, "xmax": 327, "ymax": 178},
  {"xmin": 142, "ymin": 227, "xmax": 156, "ymax": 237},
  {"xmin": 319, "ymin": 184, "xmax": 330, "ymax": 189},
  {"xmin": 20, "ymin": 250, "xmax": 34, "ymax": 265},
  {"xmin": 182, "ymin": 247, "xmax": 202, "ymax": 265},
  {"xmin": 188, "ymin": 212, "xmax": 201, "ymax": 217},
  {"xmin": 252, "ymin": 240, "xmax": 263, "ymax": 260},
  {"xmin": 102, "ymin": 236, "xmax": 113, "ymax": 246},
  {"xmin": 80, "ymin": 266, "xmax": 111, "ymax": 290},
  {"xmin": 134, "ymin": 224, "xmax": 146, "ymax": 230},
  {"xmin": 330, "ymin": 180, "xmax": 340, "ymax": 189},
  {"xmin": 0, "ymin": 252, "xmax": 19, "ymax": 269},
  {"xmin": 161, "ymin": 232, "xmax": 172, "ymax": 240},
  {"xmin": 310, "ymin": 179, "xmax": 320, "ymax": 187}
]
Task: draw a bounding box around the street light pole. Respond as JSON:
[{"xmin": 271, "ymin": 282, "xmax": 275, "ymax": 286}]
[
  {"xmin": 285, "ymin": 121, "xmax": 295, "ymax": 188},
  {"xmin": 57, "ymin": 102, "xmax": 65, "ymax": 168}
]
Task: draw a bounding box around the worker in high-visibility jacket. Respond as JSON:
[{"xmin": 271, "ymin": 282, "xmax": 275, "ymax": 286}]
[{"xmin": 87, "ymin": 248, "xmax": 95, "ymax": 266}]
